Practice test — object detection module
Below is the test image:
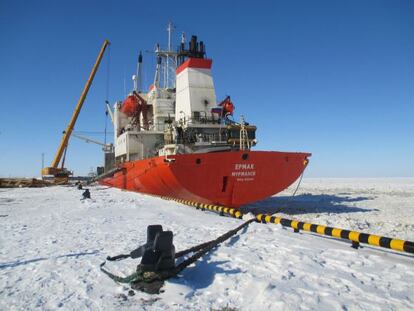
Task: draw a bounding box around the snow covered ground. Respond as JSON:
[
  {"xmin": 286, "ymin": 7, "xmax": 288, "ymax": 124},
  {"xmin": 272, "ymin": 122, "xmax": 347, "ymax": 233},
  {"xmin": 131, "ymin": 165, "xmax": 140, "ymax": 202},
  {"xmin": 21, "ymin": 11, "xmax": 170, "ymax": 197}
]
[{"xmin": 1, "ymin": 178, "xmax": 413, "ymax": 310}]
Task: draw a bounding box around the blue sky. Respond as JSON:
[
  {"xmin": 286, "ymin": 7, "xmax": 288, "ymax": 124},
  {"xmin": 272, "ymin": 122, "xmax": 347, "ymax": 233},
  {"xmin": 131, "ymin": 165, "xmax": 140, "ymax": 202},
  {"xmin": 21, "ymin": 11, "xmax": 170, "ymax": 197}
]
[{"xmin": 0, "ymin": 0, "xmax": 413, "ymax": 177}]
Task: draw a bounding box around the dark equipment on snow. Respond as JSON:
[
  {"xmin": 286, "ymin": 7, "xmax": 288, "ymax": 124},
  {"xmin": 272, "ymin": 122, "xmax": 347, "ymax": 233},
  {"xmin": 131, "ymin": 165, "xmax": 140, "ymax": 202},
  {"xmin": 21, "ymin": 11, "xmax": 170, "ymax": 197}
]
[
  {"xmin": 100, "ymin": 219, "xmax": 254, "ymax": 294},
  {"xmin": 106, "ymin": 224, "xmax": 176, "ymax": 272},
  {"xmin": 82, "ymin": 189, "xmax": 90, "ymax": 199}
]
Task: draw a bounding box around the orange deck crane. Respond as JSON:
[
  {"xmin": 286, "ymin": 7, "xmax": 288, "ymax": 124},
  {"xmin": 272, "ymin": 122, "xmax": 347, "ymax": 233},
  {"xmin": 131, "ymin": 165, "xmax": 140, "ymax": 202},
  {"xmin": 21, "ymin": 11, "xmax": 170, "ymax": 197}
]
[{"xmin": 42, "ymin": 40, "xmax": 110, "ymax": 183}]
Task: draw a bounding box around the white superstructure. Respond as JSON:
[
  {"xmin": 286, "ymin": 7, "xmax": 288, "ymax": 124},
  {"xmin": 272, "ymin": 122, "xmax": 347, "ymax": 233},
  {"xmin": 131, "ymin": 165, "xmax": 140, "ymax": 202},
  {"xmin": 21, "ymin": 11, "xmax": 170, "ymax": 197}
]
[{"xmin": 175, "ymin": 59, "xmax": 216, "ymax": 122}]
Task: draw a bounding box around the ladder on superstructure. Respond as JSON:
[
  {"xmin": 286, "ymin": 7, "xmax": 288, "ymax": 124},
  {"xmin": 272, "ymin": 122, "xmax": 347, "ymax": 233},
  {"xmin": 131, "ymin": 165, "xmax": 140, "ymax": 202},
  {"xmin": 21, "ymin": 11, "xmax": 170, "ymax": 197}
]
[{"xmin": 240, "ymin": 115, "xmax": 250, "ymax": 151}]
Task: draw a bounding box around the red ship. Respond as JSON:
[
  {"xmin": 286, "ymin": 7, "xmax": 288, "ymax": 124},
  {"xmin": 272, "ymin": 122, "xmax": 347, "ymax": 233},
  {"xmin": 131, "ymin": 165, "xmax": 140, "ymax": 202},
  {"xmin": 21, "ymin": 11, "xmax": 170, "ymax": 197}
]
[{"xmin": 100, "ymin": 26, "xmax": 310, "ymax": 207}]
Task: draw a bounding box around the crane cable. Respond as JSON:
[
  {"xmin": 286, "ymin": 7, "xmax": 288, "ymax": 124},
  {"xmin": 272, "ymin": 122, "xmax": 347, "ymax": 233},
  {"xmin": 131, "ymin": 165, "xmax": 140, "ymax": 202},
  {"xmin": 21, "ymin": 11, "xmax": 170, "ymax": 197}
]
[
  {"xmin": 61, "ymin": 145, "xmax": 68, "ymax": 169},
  {"xmin": 104, "ymin": 44, "xmax": 111, "ymax": 145}
]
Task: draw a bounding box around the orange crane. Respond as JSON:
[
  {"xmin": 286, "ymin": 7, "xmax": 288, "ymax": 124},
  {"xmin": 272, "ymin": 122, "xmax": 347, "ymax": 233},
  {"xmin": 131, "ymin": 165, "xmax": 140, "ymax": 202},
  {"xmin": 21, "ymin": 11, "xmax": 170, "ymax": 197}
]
[{"xmin": 42, "ymin": 40, "xmax": 110, "ymax": 183}]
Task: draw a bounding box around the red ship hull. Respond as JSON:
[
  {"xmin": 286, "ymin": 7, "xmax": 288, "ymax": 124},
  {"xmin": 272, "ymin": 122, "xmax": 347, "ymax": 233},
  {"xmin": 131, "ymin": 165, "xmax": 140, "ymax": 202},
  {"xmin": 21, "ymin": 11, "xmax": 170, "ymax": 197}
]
[{"xmin": 100, "ymin": 151, "xmax": 311, "ymax": 207}]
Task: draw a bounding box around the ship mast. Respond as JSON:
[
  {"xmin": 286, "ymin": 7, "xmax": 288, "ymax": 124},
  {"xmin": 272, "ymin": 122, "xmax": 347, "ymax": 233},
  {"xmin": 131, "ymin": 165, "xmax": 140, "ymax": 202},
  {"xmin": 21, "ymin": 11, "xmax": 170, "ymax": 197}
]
[
  {"xmin": 166, "ymin": 22, "xmax": 173, "ymax": 88},
  {"xmin": 154, "ymin": 44, "xmax": 161, "ymax": 89},
  {"xmin": 155, "ymin": 22, "xmax": 178, "ymax": 89}
]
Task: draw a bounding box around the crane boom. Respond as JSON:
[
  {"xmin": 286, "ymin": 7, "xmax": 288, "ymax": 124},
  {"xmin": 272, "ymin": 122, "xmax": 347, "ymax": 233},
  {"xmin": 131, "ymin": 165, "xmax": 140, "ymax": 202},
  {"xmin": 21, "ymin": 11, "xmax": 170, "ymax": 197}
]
[
  {"xmin": 72, "ymin": 133, "xmax": 114, "ymax": 152},
  {"xmin": 42, "ymin": 40, "xmax": 110, "ymax": 180},
  {"xmin": 72, "ymin": 133, "xmax": 108, "ymax": 147}
]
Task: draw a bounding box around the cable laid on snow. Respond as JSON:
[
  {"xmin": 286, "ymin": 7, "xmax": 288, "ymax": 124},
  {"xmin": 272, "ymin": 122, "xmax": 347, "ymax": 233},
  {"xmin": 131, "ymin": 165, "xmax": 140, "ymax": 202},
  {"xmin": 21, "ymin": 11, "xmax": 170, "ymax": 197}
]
[
  {"xmin": 255, "ymin": 214, "xmax": 414, "ymax": 254},
  {"xmin": 161, "ymin": 196, "xmax": 244, "ymax": 219},
  {"xmin": 159, "ymin": 195, "xmax": 414, "ymax": 255}
]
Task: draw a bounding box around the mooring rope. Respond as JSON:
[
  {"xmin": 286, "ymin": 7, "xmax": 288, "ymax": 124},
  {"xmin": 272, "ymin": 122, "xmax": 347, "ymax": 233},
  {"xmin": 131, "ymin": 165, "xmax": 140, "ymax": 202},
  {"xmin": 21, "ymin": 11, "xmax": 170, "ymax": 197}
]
[{"xmin": 291, "ymin": 170, "xmax": 305, "ymax": 198}]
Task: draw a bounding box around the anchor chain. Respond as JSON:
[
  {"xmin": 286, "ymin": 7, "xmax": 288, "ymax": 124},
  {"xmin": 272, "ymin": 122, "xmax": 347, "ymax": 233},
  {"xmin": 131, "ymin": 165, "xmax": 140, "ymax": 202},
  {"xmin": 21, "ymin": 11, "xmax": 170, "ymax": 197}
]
[{"xmin": 101, "ymin": 218, "xmax": 255, "ymax": 293}]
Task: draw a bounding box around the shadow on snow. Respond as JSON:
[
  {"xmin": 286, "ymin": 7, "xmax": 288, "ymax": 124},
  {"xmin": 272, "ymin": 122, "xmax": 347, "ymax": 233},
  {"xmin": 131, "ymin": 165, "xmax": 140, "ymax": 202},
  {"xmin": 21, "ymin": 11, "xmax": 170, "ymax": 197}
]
[
  {"xmin": 169, "ymin": 231, "xmax": 247, "ymax": 291},
  {"xmin": 0, "ymin": 250, "xmax": 99, "ymax": 270},
  {"xmin": 241, "ymin": 193, "xmax": 377, "ymax": 216}
]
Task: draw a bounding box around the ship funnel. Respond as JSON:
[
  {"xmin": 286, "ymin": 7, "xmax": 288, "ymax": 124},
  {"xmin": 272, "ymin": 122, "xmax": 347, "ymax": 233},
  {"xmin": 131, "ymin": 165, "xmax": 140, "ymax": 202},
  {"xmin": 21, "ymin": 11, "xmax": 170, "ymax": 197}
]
[
  {"xmin": 134, "ymin": 51, "xmax": 143, "ymax": 92},
  {"xmin": 189, "ymin": 35, "xmax": 197, "ymax": 54},
  {"xmin": 175, "ymin": 36, "xmax": 215, "ymax": 122}
]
